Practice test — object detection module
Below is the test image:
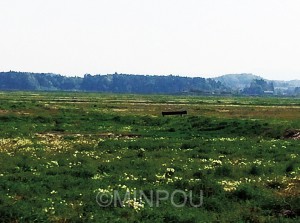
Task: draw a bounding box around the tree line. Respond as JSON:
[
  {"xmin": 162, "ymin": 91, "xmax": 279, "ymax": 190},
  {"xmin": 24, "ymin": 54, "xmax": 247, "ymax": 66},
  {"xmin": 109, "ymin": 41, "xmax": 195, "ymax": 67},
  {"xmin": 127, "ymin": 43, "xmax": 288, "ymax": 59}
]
[
  {"xmin": 0, "ymin": 71, "xmax": 228, "ymax": 94},
  {"xmin": 1, "ymin": 71, "xmax": 298, "ymax": 96}
]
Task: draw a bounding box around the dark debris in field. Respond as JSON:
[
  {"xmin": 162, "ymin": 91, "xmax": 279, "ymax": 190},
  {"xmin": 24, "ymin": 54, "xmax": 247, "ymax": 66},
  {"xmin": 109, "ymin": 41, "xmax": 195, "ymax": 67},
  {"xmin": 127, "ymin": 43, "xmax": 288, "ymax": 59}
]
[{"xmin": 284, "ymin": 129, "xmax": 300, "ymax": 140}]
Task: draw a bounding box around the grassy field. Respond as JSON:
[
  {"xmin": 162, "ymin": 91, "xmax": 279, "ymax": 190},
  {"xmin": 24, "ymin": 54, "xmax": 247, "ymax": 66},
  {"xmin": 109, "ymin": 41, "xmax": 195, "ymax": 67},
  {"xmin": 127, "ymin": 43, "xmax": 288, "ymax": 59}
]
[{"xmin": 0, "ymin": 92, "xmax": 299, "ymax": 222}]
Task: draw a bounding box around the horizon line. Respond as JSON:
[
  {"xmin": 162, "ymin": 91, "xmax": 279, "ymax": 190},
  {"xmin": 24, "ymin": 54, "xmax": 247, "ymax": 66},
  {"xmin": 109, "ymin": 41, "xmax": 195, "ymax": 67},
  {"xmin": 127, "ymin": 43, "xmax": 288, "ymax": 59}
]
[{"xmin": 1, "ymin": 70, "xmax": 299, "ymax": 82}]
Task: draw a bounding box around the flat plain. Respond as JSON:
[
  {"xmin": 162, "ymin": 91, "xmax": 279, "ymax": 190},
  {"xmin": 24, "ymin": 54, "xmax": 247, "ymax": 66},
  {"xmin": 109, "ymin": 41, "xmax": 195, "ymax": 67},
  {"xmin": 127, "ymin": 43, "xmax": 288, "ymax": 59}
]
[{"xmin": 0, "ymin": 92, "xmax": 299, "ymax": 222}]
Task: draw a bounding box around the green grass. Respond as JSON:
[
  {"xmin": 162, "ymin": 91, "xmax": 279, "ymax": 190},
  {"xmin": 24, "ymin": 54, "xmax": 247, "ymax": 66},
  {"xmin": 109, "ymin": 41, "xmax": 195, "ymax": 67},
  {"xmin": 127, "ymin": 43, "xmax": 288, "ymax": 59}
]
[{"xmin": 0, "ymin": 92, "xmax": 299, "ymax": 222}]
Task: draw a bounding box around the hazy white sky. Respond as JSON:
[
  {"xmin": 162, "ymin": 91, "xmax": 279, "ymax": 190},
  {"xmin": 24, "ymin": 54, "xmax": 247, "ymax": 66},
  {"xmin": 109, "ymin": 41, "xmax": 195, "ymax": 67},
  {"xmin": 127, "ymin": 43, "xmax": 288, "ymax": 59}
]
[{"xmin": 1, "ymin": 0, "xmax": 300, "ymax": 80}]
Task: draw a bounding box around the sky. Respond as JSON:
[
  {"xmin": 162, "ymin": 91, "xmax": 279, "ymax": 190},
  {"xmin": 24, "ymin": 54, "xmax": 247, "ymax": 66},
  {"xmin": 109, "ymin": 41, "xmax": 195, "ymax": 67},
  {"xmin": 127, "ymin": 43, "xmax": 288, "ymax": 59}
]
[{"xmin": 1, "ymin": 0, "xmax": 300, "ymax": 80}]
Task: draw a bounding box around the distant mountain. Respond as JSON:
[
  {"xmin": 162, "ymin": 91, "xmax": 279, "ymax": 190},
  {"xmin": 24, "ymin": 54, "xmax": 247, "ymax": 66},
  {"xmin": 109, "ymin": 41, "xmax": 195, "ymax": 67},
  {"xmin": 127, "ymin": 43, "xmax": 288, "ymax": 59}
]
[
  {"xmin": 214, "ymin": 73, "xmax": 263, "ymax": 90},
  {"xmin": 214, "ymin": 73, "xmax": 300, "ymax": 95},
  {"xmin": 274, "ymin": 79, "xmax": 300, "ymax": 88},
  {"xmin": 288, "ymin": 80, "xmax": 300, "ymax": 87},
  {"xmin": 272, "ymin": 79, "xmax": 300, "ymax": 95}
]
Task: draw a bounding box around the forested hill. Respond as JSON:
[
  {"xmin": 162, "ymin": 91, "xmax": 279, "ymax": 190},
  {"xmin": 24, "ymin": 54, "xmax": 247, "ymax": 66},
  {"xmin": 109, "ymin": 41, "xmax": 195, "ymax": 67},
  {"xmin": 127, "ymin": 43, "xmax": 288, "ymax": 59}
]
[{"xmin": 0, "ymin": 71, "xmax": 228, "ymax": 94}]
